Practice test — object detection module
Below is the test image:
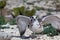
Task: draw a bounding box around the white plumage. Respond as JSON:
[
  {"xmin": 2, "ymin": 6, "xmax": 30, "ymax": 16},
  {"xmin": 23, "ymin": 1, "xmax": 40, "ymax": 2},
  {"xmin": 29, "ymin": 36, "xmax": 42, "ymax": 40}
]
[
  {"xmin": 29, "ymin": 15, "xmax": 43, "ymax": 33},
  {"xmin": 29, "ymin": 18, "xmax": 43, "ymax": 33},
  {"xmin": 16, "ymin": 15, "xmax": 43, "ymax": 36}
]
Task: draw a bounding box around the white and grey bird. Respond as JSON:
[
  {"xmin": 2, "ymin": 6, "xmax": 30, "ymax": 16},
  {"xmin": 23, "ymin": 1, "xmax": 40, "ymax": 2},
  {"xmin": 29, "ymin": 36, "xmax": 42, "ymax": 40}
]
[{"xmin": 16, "ymin": 15, "xmax": 44, "ymax": 37}]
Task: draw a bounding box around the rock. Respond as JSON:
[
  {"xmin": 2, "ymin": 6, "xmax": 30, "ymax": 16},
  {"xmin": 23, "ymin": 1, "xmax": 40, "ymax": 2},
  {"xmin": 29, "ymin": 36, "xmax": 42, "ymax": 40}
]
[
  {"xmin": 0, "ymin": 32, "xmax": 12, "ymax": 40},
  {"xmin": 26, "ymin": 0, "xmax": 37, "ymax": 3},
  {"xmin": 54, "ymin": 13, "xmax": 60, "ymax": 18},
  {"xmin": 5, "ymin": 0, "xmax": 24, "ymax": 10},
  {"xmin": 34, "ymin": 0, "xmax": 56, "ymax": 10},
  {"xmin": 35, "ymin": 10, "xmax": 47, "ymax": 18},
  {"xmin": 5, "ymin": 15, "xmax": 13, "ymax": 22},
  {"xmin": 42, "ymin": 15, "xmax": 60, "ymax": 31}
]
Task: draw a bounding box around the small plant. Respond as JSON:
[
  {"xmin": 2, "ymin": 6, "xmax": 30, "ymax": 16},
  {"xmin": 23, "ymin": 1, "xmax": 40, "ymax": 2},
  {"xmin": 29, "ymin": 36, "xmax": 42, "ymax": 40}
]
[
  {"xmin": 19, "ymin": 6, "xmax": 25, "ymax": 14},
  {"xmin": 0, "ymin": 16, "xmax": 7, "ymax": 25},
  {"xmin": 13, "ymin": 7, "xmax": 36, "ymax": 17},
  {"xmin": 42, "ymin": 24, "xmax": 59, "ymax": 36},
  {"xmin": 0, "ymin": 1, "xmax": 6, "ymax": 9},
  {"xmin": 23, "ymin": 0, "xmax": 26, "ymax": 2},
  {"xmin": 13, "ymin": 7, "xmax": 20, "ymax": 16},
  {"xmin": 11, "ymin": 27, "xmax": 14, "ymax": 29},
  {"xmin": 13, "ymin": 6, "xmax": 25, "ymax": 17},
  {"xmin": 47, "ymin": 12, "xmax": 52, "ymax": 15},
  {"xmin": 0, "ymin": 1, "xmax": 6, "ymax": 16},
  {"xmin": 9, "ymin": 19, "xmax": 16, "ymax": 25},
  {"xmin": 24, "ymin": 9, "xmax": 36, "ymax": 17}
]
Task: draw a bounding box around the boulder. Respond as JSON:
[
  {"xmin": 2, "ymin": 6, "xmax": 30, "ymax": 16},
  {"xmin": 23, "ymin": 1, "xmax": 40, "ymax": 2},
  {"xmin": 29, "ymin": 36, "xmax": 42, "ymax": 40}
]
[
  {"xmin": 0, "ymin": 32, "xmax": 12, "ymax": 40},
  {"xmin": 5, "ymin": 15, "xmax": 13, "ymax": 22}
]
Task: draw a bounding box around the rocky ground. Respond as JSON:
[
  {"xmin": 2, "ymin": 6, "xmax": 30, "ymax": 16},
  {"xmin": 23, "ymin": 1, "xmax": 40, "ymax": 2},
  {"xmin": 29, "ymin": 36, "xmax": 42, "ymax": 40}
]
[
  {"xmin": 0, "ymin": 0, "xmax": 60, "ymax": 40},
  {"xmin": 1, "ymin": 25, "xmax": 60, "ymax": 40}
]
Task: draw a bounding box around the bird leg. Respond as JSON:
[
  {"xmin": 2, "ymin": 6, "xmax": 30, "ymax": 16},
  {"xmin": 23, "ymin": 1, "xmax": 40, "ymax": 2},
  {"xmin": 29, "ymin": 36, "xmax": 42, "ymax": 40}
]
[{"xmin": 31, "ymin": 32, "xmax": 37, "ymax": 39}]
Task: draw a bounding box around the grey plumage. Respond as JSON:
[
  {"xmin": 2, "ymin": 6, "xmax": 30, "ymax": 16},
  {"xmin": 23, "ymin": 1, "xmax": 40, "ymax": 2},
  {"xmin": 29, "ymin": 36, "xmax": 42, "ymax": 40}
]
[
  {"xmin": 16, "ymin": 15, "xmax": 43, "ymax": 36},
  {"xmin": 16, "ymin": 15, "xmax": 31, "ymax": 36},
  {"xmin": 41, "ymin": 15, "xmax": 60, "ymax": 31}
]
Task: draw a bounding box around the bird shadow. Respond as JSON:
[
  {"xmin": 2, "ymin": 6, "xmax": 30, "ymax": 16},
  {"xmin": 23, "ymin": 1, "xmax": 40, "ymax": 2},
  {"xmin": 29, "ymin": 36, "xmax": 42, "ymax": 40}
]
[{"xmin": 12, "ymin": 35, "xmax": 37, "ymax": 39}]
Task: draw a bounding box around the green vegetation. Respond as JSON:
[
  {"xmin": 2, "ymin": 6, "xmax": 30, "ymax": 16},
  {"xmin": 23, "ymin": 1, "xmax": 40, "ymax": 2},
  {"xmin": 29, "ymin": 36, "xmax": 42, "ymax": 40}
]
[
  {"xmin": 13, "ymin": 6, "xmax": 25, "ymax": 16},
  {"xmin": 13, "ymin": 7, "xmax": 20, "ymax": 16},
  {"xmin": 42, "ymin": 24, "xmax": 59, "ymax": 36},
  {"xmin": 47, "ymin": 12, "xmax": 51, "ymax": 15},
  {"xmin": 0, "ymin": 16, "xmax": 16, "ymax": 25},
  {"xmin": 13, "ymin": 6, "xmax": 36, "ymax": 17},
  {"xmin": 11, "ymin": 27, "xmax": 14, "ymax": 29},
  {"xmin": 23, "ymin": 0, "xmax": 27, "ymax": 2},
  {"xmin": 0, "ymin": 1, "xmax": 6, "ymax": 16},
  {"xmin": 0, "ymin": 1, "xmax": 6, "ymax": 9},
  {"xmin": 24, "ymin": 9, "xmax": 36, "ymax": 16},
  {"xmin": 9, "ymin": 19, "xmax": 16, "ymax": 25},
  {"xmin": 0, "ymin": 16, "xmax": 7, "ymax": 25}
]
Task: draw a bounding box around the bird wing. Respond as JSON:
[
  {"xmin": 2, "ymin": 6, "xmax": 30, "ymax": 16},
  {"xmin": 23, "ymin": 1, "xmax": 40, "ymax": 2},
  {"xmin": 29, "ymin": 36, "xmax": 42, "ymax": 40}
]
[
  {"xmin": 16, "ymin": 15, "xmax": 31, "ymax": 23},
  {"xmin": 42, "ymin": 15, "xmax": 60, "ymax": 30},
  {"xmin": 16, "ymin": 15, "xmax": 31, "ymax": 36}
]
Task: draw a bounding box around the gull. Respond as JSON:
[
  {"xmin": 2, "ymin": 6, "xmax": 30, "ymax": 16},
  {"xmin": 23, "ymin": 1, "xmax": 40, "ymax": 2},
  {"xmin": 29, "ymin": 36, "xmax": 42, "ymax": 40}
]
[{"xmin": 16, "ymin": 15, "xmax": 43, "ymax": 37}]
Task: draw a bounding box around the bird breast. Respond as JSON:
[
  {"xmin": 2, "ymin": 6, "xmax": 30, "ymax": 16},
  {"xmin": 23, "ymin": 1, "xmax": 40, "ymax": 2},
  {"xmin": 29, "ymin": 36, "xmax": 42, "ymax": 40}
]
[{"xmin": 30, "ymin": 20, "xmax": 43, "ymax": 33}]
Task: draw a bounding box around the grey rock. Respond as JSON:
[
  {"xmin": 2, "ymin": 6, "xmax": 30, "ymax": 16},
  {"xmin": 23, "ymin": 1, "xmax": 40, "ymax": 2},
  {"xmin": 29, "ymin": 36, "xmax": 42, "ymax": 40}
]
[
  {"xmin": 0, "ymin": 32, "xmax": 12, "ymax": 40},
  {"xmin": 5, "ymin": 15, "xmax": 13, "ymax": 22}
]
